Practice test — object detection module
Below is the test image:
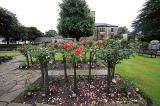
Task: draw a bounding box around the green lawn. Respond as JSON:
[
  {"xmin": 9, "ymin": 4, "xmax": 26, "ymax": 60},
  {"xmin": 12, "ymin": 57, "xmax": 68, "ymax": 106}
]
[
  {"xmin": 19, "ymin": 53, "xmax": 63, "ymax": 62},
  {"xmin": 116, "ymin": 55, "xmax": 160, "ymax": 106},
  {"xmin": 0, "ymin": 51, "xmax": 21, "ymax": 56}
]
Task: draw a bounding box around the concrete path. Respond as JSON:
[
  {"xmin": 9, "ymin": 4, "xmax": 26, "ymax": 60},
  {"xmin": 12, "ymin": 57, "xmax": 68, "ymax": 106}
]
[
  {"xmin": 48, "ymin": 69, "xmax": 108, "ymax": 75},
  {"xmin": 0, "ymin": 55, "xmax": 41, "ymax": 106},
  {"xmin": 0, "ymin": 55, "xmax": 25, "ymax": 74}
]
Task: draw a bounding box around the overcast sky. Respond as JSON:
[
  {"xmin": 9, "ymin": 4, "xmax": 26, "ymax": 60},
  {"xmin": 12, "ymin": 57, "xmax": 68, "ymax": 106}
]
[{"xmin": 0, "ymin": 0, "xmax": 146, "ymax": 33}]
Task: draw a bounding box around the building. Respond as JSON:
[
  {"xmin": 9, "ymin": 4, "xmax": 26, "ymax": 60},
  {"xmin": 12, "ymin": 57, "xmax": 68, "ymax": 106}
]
[
  {"xmin": 95, "ymin": 23, "xmax": 118, "ymax": 40},
  {"xmin": 90, "ymin": 11, "xmax": 118, "ymax": 40}
]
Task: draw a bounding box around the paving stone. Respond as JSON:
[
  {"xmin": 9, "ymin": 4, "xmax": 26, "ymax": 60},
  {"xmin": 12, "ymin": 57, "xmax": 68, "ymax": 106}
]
[
  {"xmin": 8, "ymin": 85, "xmax": 24, "ymax": 93},
  {"xmin": 0, "ymin": 102, "xmax": 8, "ymax": 106},
  {"xmin": 48, "ymin": 69, "xmax": 108, "ymax": 75},
  {"xmin": 0, "ymin": 89, "xmax": 23, "ymax": 102}
]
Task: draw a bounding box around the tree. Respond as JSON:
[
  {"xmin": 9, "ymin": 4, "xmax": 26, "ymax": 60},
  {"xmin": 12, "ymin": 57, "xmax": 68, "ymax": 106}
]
[
  {"xmin": 16, "ymin": 26, "xmax": 29, "ymax": 42},
  {"xmin": 16, "ymin": 26, "xmax": 43, "ymax": 42},
  {"xmin": 96, "ymin": 39, "xmax": 133, "ymax": 94},
  {"xmin": 114, "ymin": 26, "xmax": 129, "ymax": 39},
  {"xmin": 27, "ymin": 27, "xmax": 43, "ymax": 41},
  {"xmin": 0, "ymin": 7, "xmax": 19, "ymax": 44},
  {"xmin": 44, "ymin": 30, "xmax": 57, "ymax": 37},
  {"xmin": 57, "ymin": 0, "xmax": 94, "ymax": 41},
  {"xmin": 132, "ymin": 0, "xmax": 160, "ymax": 42}
]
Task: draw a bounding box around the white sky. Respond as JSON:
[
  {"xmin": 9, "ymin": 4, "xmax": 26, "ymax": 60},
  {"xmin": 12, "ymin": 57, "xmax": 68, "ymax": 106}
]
[{"xmin": 0, "ymin": 0, "xmax": 145, "ymax": 33}]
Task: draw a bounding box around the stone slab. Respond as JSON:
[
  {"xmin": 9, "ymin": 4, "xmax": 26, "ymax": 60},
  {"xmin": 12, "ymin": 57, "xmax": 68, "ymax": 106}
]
[
  {"xmin": 0, "ymin": 102, "xmax": 8, "ymax": 106},
  {"xmin": 48, "ymin": 69, "xmax": 108, "ymax": 75}
]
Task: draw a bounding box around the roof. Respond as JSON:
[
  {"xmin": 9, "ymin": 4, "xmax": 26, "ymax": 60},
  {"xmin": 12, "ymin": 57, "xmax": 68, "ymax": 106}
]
[
  {"xmin": 35, "ymin": 37, "xmax": 52, "ymax": 43},
  {"xmin": 95, "ymin": 23, "xmax": 118, "ymax": 27}
]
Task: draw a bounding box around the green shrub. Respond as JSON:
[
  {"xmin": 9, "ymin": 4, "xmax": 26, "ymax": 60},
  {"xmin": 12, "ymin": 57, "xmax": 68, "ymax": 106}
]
[
  {"xmin": 22, "ymin": 82, "xmax": 40, "ymax": 94},
  {"xmin": 142, "ymin": 42, "xmax": 148, "ymax": 49},
  {"xmin": 0, "ymin": 44, "xmax": 21, "ymax": 51}
]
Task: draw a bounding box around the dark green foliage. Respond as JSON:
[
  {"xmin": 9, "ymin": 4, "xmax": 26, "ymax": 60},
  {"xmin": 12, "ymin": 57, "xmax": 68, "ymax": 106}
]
[
  {"xmin": 114, "ymin": 26, "xmax": 129, "ymax": 39},
  {"xmin": 142, "ymin": 42, "xmax": 149, "ymax": 49},
  {"xmin": 14, "ymin": 26, "xmax": 43, "ymax": 42},
  {"xmin": 0, "ymin": 44, "xmax": 21, "ymax": 51},
  {"xmin": 0, "ymin": 7, "xmax": 19, "ymax": 44},
  {"xmin": 44, "ymin": 30, "xmax": 57, "ymax": 37},
  {"xmin": 132, "ymin": 0, "xmax": 160, "ymax": 42},
  {"xmin": 58, "ymin": 0, "xmax": 95, "ymax": 41}
]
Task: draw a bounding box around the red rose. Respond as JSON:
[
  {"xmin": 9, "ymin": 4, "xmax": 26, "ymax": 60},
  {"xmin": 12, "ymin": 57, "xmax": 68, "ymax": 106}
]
[
  {"xmin": 76, "ymin": 97, "xmax": 80, "ymax": 102},
  {"xmin": 64, "ymin": 43, "xmax": 69, "ymax": 49},
  {"xmin": 78, "ymin": 41, "xmax": 83, "ymax": 46},
  {"xmin": 96, "ymin": 41, "xmax": 99, "ymax": 45},
  {"xmin": 75, "ymin": 47, "xmax": 82, "ymax": 55},
  {"xmin": 89, "ymin": 48, "xmax": 93, "ymax": 52},
  {"xmin": 99, "ymin": 40, "xmax": 103, "ymax": 44},
  {"xmin": 58, "ymin": 44, "xmax": 61, "ymax": 47},
  {"xmin": 88, "ymin": 99, "xmax": 90, "ymax": 102},
  {"xmin": 69, "ymin": 44, "xmax": 72, "ymax": 47},
  {"xmin": 20, "ymin": 93, "xmax": 26, "ymax": 97},
  {"xmin": 96, "ymin": 40, "xmax": 103, "ymax": 45},
  {"xmin": 64, "ymin": 43, "xmax": 72, "ymax": 48}
]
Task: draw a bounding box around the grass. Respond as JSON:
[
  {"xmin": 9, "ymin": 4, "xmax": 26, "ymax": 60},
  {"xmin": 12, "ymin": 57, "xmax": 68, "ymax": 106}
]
[
  {"xmin": 19, "ymin": 58, "xmax": 37, "ymax": 62},
  {"xmin": 19, "ymin": 53, "xmax": 63, "ymax": 62},
  {"xmin": 115, "ymin": 54, "xmax": 160, "ymax": 106},
  {"xmin": 0, "ymin": 51, "xmax": 21, "ymax": 56}
]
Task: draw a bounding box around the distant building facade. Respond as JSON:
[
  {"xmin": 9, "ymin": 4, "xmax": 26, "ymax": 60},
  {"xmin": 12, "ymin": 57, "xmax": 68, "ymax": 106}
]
[
  {"xmin": 90, "ymin": 11, "xmax": 118, "ymax": 40},
  {"xmin": 95, "ymin": 23, "xmax": 118, "ymax": 39}
]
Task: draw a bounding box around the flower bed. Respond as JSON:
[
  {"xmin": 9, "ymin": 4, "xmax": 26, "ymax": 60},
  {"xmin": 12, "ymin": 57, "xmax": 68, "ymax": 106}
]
[{"xmin": 12, "ymin": 75, "xmax": 147, "ymax": 105}]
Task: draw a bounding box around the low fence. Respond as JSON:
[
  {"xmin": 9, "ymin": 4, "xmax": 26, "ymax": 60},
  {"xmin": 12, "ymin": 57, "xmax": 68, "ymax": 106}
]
[{"xmin": 135, "ymin": 49, "xmax": 160, "ymax": 58}]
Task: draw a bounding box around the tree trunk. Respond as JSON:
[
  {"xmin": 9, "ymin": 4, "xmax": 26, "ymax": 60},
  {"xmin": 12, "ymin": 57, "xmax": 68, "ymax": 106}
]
[
  {"xmin": 111, "ymin": 64, "xmax": 116, "ymax": 79},
  {"xmin": 107, "ymin": 66, "xmax": 111, "ymax": 94},
  {"xmin": 52, "ymin": 53, "xmax": 55, "ymax": 62},
  {"xmin": 73, "ymin": 59, "xmax": 77, "ymax": 93},
  {"xmin": 63, "ymin": 55, "xmax": 68, "ymax": 82},
  {"xmin": 88, "ymin": 52, "xmax": 92, "ymax": 82},
  {"xmin": 76, "ymin": 37, "xmax": 80, "ymax": 41},
  {"xmin": 25, "ymin": 54, "xmax": 30, "ymax": 68},
  {"xmin": 6, "ymin": 39, "xmax": 9, "ymax": 45},
  {"xmin": 40, "ymin": 60, "xmax": 44, "ymax": 80},
  {"xmin": 30, "ymin": 54, "xmax": 33, "ymax": 64},
  {"xmin": 44, "ymin": 62, "xmax": 49, "ymax": 94}
]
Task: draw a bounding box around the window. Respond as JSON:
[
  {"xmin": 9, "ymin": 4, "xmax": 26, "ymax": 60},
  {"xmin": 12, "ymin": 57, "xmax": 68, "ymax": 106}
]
[
  {"xmin": 111, "ymin": 28, "xmax": 114, "ymax": 32},
  {"xmin": 100, "ymin": 28, "xmax": 105, "ymax": 32},
  {"xmin": 100, "ymin": 35, "xmax": 104, "ymax": 39},
  {"xmin": 110, "ymin": 34, "xmax": 114, "ymax": 38}
]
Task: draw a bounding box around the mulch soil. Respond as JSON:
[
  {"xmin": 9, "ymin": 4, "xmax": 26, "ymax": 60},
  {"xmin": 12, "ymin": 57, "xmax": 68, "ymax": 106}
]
[{"xmin": 12, "ymin": 75, "xmax": 147, "ymax": 105}]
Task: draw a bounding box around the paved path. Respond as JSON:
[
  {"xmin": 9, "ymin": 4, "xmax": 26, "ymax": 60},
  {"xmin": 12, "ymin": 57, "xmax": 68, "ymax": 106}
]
[
  {"xmin": 0, "ymin": 55, "xmax": 41, "ymax": 106},
  {"xmin": 48, "ymin": 69, "xmax": 108, "ymax": 75},
  {"xmin": 0, "ymin": 55, "xmax": 24, "ymax": 74}
]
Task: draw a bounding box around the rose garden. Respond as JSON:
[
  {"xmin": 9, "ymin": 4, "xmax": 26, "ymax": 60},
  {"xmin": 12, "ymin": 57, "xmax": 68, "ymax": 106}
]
[
  {"xmin": 7, "ymin": 39, "xmax": 149, "ymax": 106},
  {"xmin": 0, "ymin": 0, "xmax": 160, "ymax": 105}
]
